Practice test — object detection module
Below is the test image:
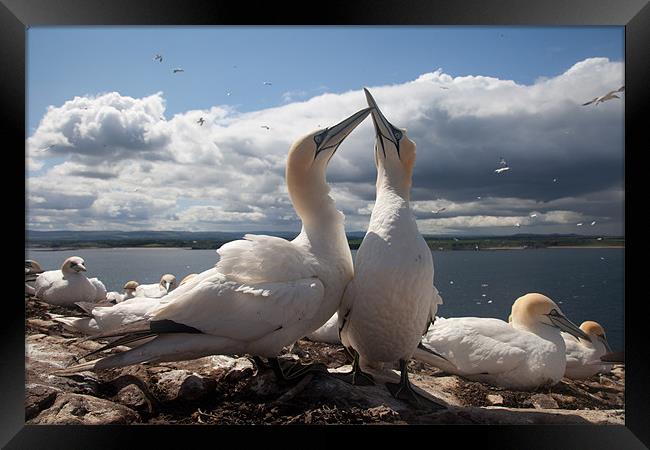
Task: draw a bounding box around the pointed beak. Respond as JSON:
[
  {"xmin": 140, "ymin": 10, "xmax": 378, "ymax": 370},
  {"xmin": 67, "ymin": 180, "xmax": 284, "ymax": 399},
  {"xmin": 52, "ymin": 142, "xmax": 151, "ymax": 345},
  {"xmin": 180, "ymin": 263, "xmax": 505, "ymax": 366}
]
[
  {"xmin": 549, "ymin": 313, "xmax": 591, "ymax": 342},
  {"xmin": 74, "ymin": 264, "xmax": 87, "ymax": 272},
  {"xmin": 599, "ymin": 336, "xmax": 613, "ymax": 353},
  {"xmin": 363, "ymin": 88, "xmax": 401, "ymax": 154},
  {"xmin": 164, "ymin": 281, "xmax": 171, "ymax": 292},
  {"xmin": 315, "ymin": 107, "xmax": 372, "ymax": 158}
]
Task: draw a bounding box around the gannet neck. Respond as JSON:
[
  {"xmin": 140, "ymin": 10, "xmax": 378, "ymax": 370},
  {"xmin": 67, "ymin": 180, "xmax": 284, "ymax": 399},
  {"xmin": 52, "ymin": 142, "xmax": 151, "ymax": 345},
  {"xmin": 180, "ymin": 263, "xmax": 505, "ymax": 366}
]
[{"xmin": 375, "ymin": 164, "xmax": 411, "ymax": 201}]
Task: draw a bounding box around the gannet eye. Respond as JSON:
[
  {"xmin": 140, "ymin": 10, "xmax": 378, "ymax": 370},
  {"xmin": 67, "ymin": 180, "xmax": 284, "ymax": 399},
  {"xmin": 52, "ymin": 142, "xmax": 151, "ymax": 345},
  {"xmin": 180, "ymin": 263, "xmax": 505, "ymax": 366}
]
[
  {"xmin": 393, "ymin": 129, "xmax": 402, "ymax": 140},
  {"xmin": 314, "ymin": 130, "xmax": 327, "ymax": 146}
]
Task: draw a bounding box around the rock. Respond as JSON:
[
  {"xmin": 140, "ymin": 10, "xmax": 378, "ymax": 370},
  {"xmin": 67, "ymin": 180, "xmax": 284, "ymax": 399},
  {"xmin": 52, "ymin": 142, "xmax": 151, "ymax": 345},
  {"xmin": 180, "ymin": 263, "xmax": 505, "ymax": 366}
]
[
  {"xmin": 528, "ymin": 393, "xmax": 559, "ymax": 409},
  {"xmin": 486, "ymin": 394, "xmax": 504, "ymax": 405},
  {"xmin": 154, "ymin": 369, "xmax": 216, "ymax": 403},
  {"xmin": 25, "ymin": 383, "xmax": 61, "ymax": 420},
  {"xmin": 30, "ymin": 393, "xmax": 139, "ymax": 425},
  {"xmin": 367, "ymin": 405, "xmax": 400, "ymax": 421},
  {"xmin": 116, "ymin": 384, "xmax": 155, "ymax": 415}
]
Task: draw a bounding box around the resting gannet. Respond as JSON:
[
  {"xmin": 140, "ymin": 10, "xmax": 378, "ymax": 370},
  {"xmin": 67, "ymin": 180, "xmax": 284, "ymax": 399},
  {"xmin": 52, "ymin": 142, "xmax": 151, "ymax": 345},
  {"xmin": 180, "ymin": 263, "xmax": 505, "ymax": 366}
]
[
  {"xmin": 135, "ymin": 274, "xmax": 177, "ymax": 298},
  {"xmin": 106, "ymin": 281, "xmax": 140, "ymax": 304},
  {"xmin": 34, "ymin": 257, "xmax": 107, "ymax": 306},
  {"xmin": 25, "ymin": 260, "xmax": 44, "ymax": 297},
  {"xmin": 56, "ymin": 107, "xmax": 371, "ymax": 379},
  {"xmin": 336, "ymin": 89, "xmax": 443, "ymax": 407},
  {"xmin": 563, "ymin": 320, "xmax": 613, "ymax": 379},
  {"xmin": 179, "ymin": 273, "xmax": 198, "ymax": 286},
  {"xmin": 413, "ymin": 293, "xmax": 591, "ymax": 390}
]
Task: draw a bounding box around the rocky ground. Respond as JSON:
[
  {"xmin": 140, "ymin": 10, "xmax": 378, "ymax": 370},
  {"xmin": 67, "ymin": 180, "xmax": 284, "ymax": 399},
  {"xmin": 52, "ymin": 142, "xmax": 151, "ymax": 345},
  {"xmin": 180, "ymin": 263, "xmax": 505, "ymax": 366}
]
[{"xmin": 25, "ymin": 298, "xmax": 625, "ymax": 425}]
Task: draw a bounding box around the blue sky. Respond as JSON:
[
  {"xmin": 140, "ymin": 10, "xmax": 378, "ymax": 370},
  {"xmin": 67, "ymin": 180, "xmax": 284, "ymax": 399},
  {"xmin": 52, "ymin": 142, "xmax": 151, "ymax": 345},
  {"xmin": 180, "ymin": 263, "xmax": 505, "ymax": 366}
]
[
  {"xmin": 26, "ymin": 27, "xmax": 625, "ymax": 235},
  {"xmin": 27, "ymin": 26, "xmax": 623, "ymax": 133}
]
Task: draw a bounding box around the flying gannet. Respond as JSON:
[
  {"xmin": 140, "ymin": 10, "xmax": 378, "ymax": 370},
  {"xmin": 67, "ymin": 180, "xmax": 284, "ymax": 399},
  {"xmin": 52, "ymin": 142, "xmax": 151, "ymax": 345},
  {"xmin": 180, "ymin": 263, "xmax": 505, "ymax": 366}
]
[
  {"xmin": 335, "ymin": 89, "xmax": 444, "ymax": 407},
  {"xmin": 563, "ymin": 320, "xmax": 614, "ymax": 379},
  {"xmin": 135, "ymin": 274, "xmax": 177, "ymax": 298},
  {"xmin": 413, "ymin": 293, "xmax": 591, "ymax": 390},
  {"xmin": 153, "ymin": 54, "xmax": 163, "ymax": 62},
  {"xmin": 197, "ymin": 117, "xmax": 205, "ymax": 126},
  {"xmin": 172, "ymin": 68, "xmax": 185, "ymax": 73},
  {"xmin": 582, "ymin": 86, "xmax": 624, "ymax": 106},
  {"xmin": 55, "ymin": 107, "xmax": 372, "ymax": 380},
  {"xmin": 34, "ymin": 257, "xmax": 107, "ymax": 306}
]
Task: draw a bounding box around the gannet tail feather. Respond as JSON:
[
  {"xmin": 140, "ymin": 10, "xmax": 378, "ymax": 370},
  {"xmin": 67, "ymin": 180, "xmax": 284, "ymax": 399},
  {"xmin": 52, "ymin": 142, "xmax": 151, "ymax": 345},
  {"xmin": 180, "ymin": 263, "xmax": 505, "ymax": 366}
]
[
  {"xmin": 52, "ymin": 316, "xmax": 99, "ymax": 335},
  {"xmin": 53, "ymin": 333, "xmax": 243, "ymax": 374},
  {"xmin": 79, "ymin": 318, "xmax": 153, "ymax": 342},
  {"xmin": 412, "ymin": 345, "xmax": 458, "ymax": 374},
  {"xmin": 75, "ymin": 301, "xmax": 104, "ymax": 315}
]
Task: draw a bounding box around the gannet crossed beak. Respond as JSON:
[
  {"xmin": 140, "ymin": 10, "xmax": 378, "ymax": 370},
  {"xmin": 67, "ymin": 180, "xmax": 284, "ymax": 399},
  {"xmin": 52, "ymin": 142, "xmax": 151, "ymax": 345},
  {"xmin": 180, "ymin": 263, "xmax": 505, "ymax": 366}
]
[
  {"xmin": 363, "ymin": 88, "xmax": 402, "ymax": 159},
  {"xmin": 547, "ymin": 310, "xmax": 591, "ymax": 342},
  {"xmin": 314, "ymin": 107, "xmax": 372, "ymax": 160}
]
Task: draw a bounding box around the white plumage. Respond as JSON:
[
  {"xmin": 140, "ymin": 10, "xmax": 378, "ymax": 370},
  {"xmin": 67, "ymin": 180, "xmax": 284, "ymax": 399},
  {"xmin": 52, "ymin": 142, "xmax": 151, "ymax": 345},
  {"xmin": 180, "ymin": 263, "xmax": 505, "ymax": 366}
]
[
  {"xmin": 563, "ymin": 321, "xmax": 613, "ymax": 379},
  {"xmin": 34, "ymin": 257, "xmax": 106, "ymax": 306},
  {"xmin": 135, "ymin": 274, "xmax": 177, "ymax": 298},
  {"xmin": 56, "ymin": 107, "xmax": 372, "ymax": 372},
  {"xmin": 413, "ymin": 293, "xmax": 591, "ymax": 390},
  {"xmin": 305, "ymin": 311, "xmax": 341, "ymax": 344}
]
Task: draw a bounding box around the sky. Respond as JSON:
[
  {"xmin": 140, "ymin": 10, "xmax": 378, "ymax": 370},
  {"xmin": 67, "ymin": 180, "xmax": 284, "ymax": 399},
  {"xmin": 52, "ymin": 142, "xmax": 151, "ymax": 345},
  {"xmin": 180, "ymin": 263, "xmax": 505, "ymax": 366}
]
[{"xmin": 26, "ymin": 26, "xmax": 625, "ymax": 235}]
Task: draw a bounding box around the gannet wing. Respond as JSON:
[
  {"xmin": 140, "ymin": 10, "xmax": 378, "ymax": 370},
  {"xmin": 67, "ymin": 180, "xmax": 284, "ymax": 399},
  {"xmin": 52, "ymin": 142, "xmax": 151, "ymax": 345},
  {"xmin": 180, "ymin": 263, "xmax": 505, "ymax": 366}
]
[
  {"xmin": 420, "ymin": 317, "xmax": 527, "ymax": 375},
  {"xmin": 216, "ymin": 234, "xmax": 317, "ymax": 284},
  {"xmin": 33, "ymin": 271, "xmax": 59, "ymax": 298},
  {"xmin": 150, "ymin": 273, "xmax": 325, "ymax": 342},
  {"xmin": 89, "ymin": 277, "xmax": 107, "ymax": 300}
]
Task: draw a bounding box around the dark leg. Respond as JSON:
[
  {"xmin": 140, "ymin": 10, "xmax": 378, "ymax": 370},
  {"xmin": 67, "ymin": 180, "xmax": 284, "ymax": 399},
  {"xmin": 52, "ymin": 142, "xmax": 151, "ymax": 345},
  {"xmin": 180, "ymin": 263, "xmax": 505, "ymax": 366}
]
[
  {"xmin": 386, "ymin": 359, "xmax": 446, "ymax": 410},
  {"xmin": 330, "ymin": 349, "xmax": 375, "ymax": 386},
  {"xmin": 267, "ymin": 357, "xmax": 328, "ymax": 382}
]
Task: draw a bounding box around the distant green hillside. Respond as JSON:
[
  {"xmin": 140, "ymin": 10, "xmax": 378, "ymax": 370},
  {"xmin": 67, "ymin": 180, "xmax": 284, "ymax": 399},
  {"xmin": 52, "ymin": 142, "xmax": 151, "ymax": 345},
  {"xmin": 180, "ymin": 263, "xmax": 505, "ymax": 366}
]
[{"xmin": 26, "ymin": 230, "xmax": 623, "ymax": 251}]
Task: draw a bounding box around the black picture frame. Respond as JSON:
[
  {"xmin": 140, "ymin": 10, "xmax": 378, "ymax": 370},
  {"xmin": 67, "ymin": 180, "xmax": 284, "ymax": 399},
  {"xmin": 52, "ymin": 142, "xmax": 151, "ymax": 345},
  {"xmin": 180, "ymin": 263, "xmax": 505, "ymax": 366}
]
[{"xmin": 4, "ymin": 0, "xmax": 648, "ymax": 447}]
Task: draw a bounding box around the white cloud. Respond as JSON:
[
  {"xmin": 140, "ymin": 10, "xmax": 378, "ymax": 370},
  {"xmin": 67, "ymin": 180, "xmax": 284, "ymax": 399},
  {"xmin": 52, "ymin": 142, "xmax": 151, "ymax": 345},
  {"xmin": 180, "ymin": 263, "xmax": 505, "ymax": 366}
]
[{"xmin": 26, "ymin": 58, "xmax": 624, "ymax": 235}]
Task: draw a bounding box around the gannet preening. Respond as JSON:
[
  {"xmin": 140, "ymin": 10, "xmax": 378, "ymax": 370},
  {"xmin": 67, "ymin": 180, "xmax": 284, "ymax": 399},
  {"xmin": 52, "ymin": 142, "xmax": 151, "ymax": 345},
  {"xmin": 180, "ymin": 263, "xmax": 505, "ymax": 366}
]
[
  {"xmin": 33, "ymin": 257, "xmax": 107, "ymax": 306},
  {"xmin": 563, "ymin": 321, "xmax": 614, "ymax": 379},
  {"xmin": 25, "ymin": 260, "xmax": 45, "ymax": 297},
  {"xmin": 135, "ymin": 274, "xmax": 177, "ymax": 298},
  {"xmin": 172, "ymin": 68, "xmax": 185, "ymax": 73},
  {"xmin": 582, "ymin": 86, "xmax": 624, "ymax": 106},
  {"xmin": 197, "ymin": 117, "xmax": 205, "ymax": 126},
  {"xmin": 305, "ymin": 312, "xmax": 341, "ymax": 344},
  {"xmin": 55, "ymin": 107, "xmax": 372, "ymax": 379},
  {"xmin": 106, "ymin": 281, "xmax": 140, "ymax": 304},
  {"xmin": 413, "ymin": 293, "xmax": 591, "ymax": 390},
  {"xmin": 179, "ymin": 273, "xmax": 198, "ymax": 286},
  {"xmin": 336, "ymin": 89, "xmax": 444, "ymax": 408}
]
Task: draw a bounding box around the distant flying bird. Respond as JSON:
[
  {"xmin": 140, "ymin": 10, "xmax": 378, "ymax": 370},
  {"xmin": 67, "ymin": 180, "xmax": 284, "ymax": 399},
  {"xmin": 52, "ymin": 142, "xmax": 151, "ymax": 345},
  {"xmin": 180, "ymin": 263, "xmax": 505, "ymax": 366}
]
[
  {"xmin": 263, "ymin": 81, "xmax": 272, "ymax": 86},
  {"xmin": 431, "ymin": 207, "xmax": 446, "ymax": 214},
  {"xmin": 39, "ymin": 144, "xmax": 55, "ymax": 152},
  {"xmin": 576, "ymin": 223, "xmax": 583, "ymax": 226},
  {"xmin": 590, "ymin": 221, "xmax": 596, "ymax": 226},
  {"xmin": 260, "ymin": 125, "xmax": 271, "ymax": 130},
  {"xmin": 530, "ymin": 213, "xmax": 537, "ymax": 218},
  {"xmin": 596, "ymin": 237, "xmax": 603, "ymax": 241},
  {"xmin": 153, "ymin": 54, "xmax": 163, "ymax": 62},
  {"xmin": 514, "ymin": 223, "xmax": 521, "ymax": 227},
  {"xmin": 172, "ymin": 68, "xmax": 185, "ymax": 73},
  {"xmin": 197, "ymin": 117, "xmax": 205, "ymax": 126},
  {"xmin": 495, "ymin": 167, "xmax": 510, "ymax": 174},
  {"xmin": 226, "ymin": 92, "xmax": 231, "ymax": 96},
  {"xmin": 476, "ymin": 196, "xmax": 482, "ymax": 200},
  {"xmin": 440, "ymin": 86, "xmax": 450, "ymax": 90},
  {"xmin": 553, "ymin": 178, "xmax": 558, "ymax": 183},
  {"xmin": 582, "ymin": 86, "xmax": 624, "ymax": 106}
]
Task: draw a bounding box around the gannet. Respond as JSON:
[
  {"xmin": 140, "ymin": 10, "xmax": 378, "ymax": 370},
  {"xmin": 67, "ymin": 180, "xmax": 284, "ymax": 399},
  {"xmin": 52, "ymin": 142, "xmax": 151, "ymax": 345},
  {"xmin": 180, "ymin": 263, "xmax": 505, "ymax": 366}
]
[
  {"xmin": 135, "ymin": 274, "xmax": 177, "ymax": 298},
  {"xmin": 495, "ymin": 167, "xmax": 510, "ymax": 174},
  {"xmin": 34, "ymin": 257, "xmax": 107, "ymax": 306},
  {"xmin": 336, "ymin": 89, "xmax": 443, "ymax": 406},
  {"xmin": 153, "ymin": 54, "xmax": 163, "ymax": 62},
  {"xmin": 172, "ymin": 68, "xmax": 184, "ymax": 73},
  {"xmin": 431, "ymin": 207, "xmax": 446, "ymax": 214},
  {"xmin": 106, "ymin": 281, "xmax": 140, "ymax": 304},
  {"xmin": 582, "ymin": 86, "xmax": 624, "ymax": 106},
  {"xmin": 56, "ymin": 107, "xmax": 372, "ymax": 378},
  {"xmin": 263, "ymin": 81, "xmax": 272, "ymax": 86},
  {"xmin": 563, "ymin": 320, "xmax": 613, "ymax": 379},
  {"xmin": 260, "ymin": 125, "xmax": 271, "ymax": 130},
  {"xmin": 197, "ymin": 117, "xmax": 205, "ymax": 126},
  {"xmin": 25, "ymin": 260, "xmax": 45, "ymax": 297},
  {"xmin": 413, "ymin": 293, "xmax": 591, "ymax": 390}
]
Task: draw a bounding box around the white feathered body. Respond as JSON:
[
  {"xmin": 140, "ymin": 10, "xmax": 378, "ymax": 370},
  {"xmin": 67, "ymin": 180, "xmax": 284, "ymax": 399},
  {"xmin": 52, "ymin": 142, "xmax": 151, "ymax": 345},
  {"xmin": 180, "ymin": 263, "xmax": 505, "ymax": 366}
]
[
  {"xmin": 135, "ymin": 283, "xmax": 168, "ymax": 298},
  {"xmin": 562, "ymin": 332, "xmax": 611, "ymax": 379},
  {"xmin": 415, "ymin": 316, "xmax": 567, "ymax": 389},
  {"xmin": 34, "ymin": 270, "xmax": 106, "ymax": 305},
  {"xmin": 149, "ymin": 228, "xmax": 353, "ymax": 357},
  {"xmin": 339, "ymin": 192, "xmax": 440, "ymax": 365},
  {"xmin": 306, "ymin": 311, "xmax": 341, "ymax": 344}
]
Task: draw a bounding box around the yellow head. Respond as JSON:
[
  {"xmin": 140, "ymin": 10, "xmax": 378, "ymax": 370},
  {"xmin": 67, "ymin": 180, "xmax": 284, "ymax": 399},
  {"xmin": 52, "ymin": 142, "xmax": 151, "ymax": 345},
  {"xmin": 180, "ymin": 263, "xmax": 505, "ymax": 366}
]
[
  {"xmin": 159, "ymin": 274, "xmax": 177, "ymax": 293},
  {"xmin": 580, "ymin": 321, "xmax": 612, "ymax": 351},
  {"xmin": 61, "ymin": 256, "xmax": 87, "ymax": 274},
  {"xmin": 510, "ymin": 293, "xmax": 590, "ymax": 341}
]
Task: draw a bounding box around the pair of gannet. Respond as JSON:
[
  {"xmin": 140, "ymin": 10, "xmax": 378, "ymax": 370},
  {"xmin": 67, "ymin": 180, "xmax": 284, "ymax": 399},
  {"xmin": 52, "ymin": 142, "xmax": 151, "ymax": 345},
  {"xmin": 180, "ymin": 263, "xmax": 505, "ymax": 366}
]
[
  {"xmin": 413, "ymin": 293, "xmax": 591, "ymax": 390},
  {"xmin": 33, "ymin": 257, "xmax": 107, "ymax": 306},
  {"xmin": 56, "ymin": 107, "xmax": 372, "ymax": 378},
  {"xmin": 135, "ymin": 274, "xmax": 177, "ymax": 298},
  {"xmin": 335, "ymin": 90, "xmax": 444, "ymax": 407}
]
